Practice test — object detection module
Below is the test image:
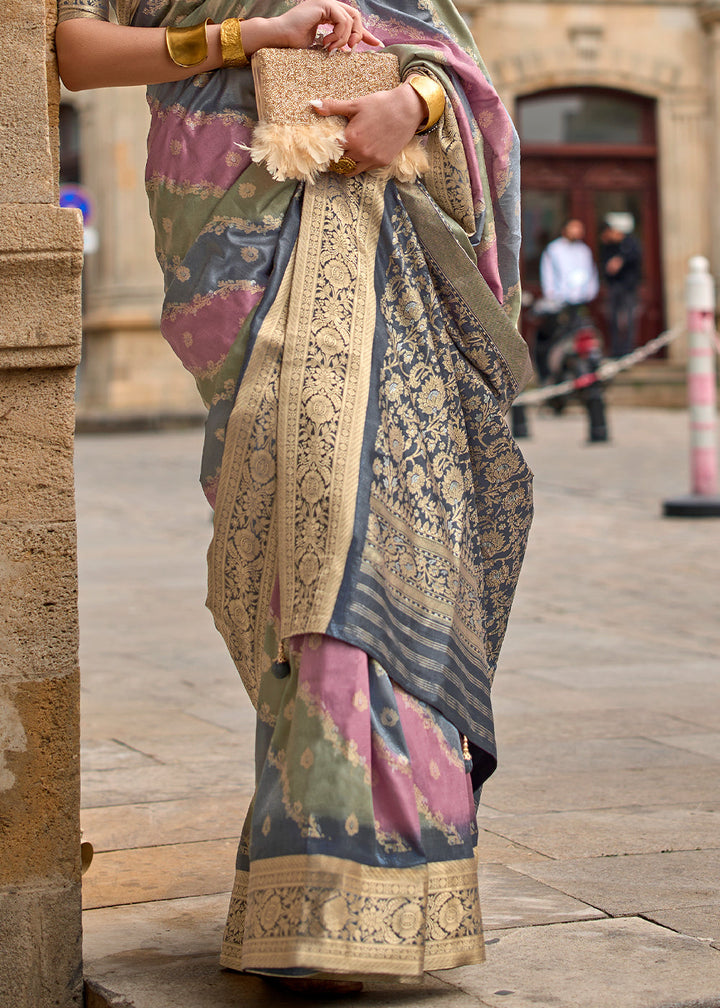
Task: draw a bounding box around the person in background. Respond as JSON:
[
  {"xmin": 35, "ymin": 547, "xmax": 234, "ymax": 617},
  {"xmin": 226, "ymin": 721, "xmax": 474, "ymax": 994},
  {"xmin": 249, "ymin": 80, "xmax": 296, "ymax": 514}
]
[
  {"xmin": 535, "ymin": 219, "xmax": 599, "ymax": 381},
  {"xmin": 540, "ymin": 218, "xmax": 599, "ymax": 309},
  {"xmin": 600, "ymin": 212, "xmax": 642, "ymax": 359}
]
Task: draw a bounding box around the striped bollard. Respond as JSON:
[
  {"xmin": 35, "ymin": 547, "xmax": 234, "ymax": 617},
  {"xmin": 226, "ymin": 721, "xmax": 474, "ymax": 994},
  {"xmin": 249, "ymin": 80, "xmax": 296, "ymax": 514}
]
[{"xmin": 664, "ymin": 256, "xmax": 720, "ymax": 517}]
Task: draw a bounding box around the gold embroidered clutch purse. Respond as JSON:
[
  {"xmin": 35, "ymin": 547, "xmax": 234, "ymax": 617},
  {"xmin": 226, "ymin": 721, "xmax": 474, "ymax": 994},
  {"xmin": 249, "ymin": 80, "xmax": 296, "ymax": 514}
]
[{"xmin": 248, "ymin": 47, "xmax": 429, "ymax": 183}]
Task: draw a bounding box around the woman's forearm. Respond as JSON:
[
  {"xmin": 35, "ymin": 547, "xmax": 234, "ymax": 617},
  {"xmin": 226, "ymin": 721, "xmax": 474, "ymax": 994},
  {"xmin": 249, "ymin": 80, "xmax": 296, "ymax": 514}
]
[{"xmin": 55, "ymin": 18, "xmax": 284, "ymax": 91}]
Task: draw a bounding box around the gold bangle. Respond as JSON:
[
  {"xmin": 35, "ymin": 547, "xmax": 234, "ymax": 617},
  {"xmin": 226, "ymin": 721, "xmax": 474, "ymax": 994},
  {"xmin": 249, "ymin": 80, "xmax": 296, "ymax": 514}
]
[
  {"xmin": 406, "ymin": 73, "xmax": 445, "ymax": 134},
  {"xmin": 220, "ymin": 17, "xmax": 248, "ymax": 68},
  {"xmin": 166, "ymin": 18, "xmax": 213, "ymax": 68}
]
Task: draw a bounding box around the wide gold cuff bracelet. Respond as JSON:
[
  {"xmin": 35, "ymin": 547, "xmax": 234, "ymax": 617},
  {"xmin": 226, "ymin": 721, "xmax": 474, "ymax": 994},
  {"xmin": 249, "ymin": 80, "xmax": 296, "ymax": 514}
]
[
  {"xmin": 166, "ymin": 18, "xmax": 213, "ymax": 68},
  {"xmin": 220, "ymin": 17, "xmax": 248, "ymax": 68},
  {"xmin": 407, "ymin": 73, "xmax": 446, "ymax": 134}
]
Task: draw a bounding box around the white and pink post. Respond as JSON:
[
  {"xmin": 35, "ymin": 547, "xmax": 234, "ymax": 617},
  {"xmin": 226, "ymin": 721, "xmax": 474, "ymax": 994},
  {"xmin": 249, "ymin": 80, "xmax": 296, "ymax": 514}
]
[{"xmin": 664, "ymin": 256, "xmax": 720, "ymax": 517}]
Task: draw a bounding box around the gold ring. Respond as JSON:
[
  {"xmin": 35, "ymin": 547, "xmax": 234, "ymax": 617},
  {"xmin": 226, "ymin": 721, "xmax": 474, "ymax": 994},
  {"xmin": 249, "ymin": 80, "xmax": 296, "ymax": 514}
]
[{"xmin": 329, "ymin": 155, "xmax": 357, "ymax": 175}]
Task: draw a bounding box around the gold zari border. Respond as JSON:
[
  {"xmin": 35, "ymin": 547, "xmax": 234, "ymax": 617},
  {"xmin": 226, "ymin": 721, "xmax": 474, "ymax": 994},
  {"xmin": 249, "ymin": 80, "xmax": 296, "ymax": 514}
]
[
  {"xmin": 220, "ymin": 852, "xmax": 484, "ymax": 977},
  {"xmin": 207, "ymin": 174, "xmax": 386, "ymax": 698},
  {"xmin": 277, "ymin": 173, "xmax": 384, "ymax": 636},
  {"xmin": 56, "ymin": 0, "xmax": 139, "ymax": 23}
]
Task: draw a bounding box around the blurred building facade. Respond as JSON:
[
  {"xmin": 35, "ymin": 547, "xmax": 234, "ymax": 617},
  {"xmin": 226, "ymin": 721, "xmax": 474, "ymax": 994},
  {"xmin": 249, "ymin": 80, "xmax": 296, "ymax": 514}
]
[
  {"xmin": 467, "ymin": 0, "xmax": 720, "ymax": 372},
  {"xmin": 60, "ymin": 87, "xmax": 200, "ymax": 417},
  {"xmin": 62, "ymin": 0, "xmax": 720, "ymax": 415}
]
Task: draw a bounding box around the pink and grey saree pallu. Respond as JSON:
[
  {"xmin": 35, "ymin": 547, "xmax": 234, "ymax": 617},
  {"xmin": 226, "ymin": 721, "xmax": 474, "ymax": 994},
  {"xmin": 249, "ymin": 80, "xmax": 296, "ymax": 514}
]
[{"xmin": 60, "ymin": 0, "xmax": 533, "ymax": 978}]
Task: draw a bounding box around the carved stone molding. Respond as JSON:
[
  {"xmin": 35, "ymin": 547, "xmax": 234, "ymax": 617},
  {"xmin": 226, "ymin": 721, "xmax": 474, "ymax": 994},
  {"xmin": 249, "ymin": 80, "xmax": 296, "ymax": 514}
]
[
  {"xmin": 568, "ymin": 23, "xmax": 605, "ymax": 61},
  {"xmin": 0, "ymin": 205, "xmax": 83, "ymax": 371},
  {"xmin": 699, "ymin": 0, "xmax": 720, "ymax": 28},
  {"xmin": 489, "ymin": 42, "xmax": 686, "ymax": 99}
]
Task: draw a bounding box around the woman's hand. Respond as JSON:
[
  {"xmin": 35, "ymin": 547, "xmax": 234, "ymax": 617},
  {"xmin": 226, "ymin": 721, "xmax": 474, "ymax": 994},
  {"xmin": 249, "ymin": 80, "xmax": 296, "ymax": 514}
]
[
  {"xmin": 267, "ymin": 0, "xmax": 382, "ymax": 52},
  {"xmin": 311, "ymin": 83, "xmax": 427, "ymax": 175}
]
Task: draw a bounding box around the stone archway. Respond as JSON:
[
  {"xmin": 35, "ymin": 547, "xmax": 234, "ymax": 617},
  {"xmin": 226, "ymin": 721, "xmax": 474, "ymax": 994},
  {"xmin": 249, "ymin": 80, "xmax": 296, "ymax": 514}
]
[
  {"xmin": 0, "ymin": 2, "xmax": 84, "ymax": 1005},
  {"xmin": 488, "ymin": 42, "xmax": 685, "ymax": 103}
]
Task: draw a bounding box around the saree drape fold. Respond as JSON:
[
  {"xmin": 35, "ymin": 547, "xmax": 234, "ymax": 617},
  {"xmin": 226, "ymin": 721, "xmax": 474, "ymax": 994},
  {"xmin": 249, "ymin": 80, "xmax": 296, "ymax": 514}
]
[
  {"xmin": 220, "ymin": 628, "xmax": 485, "ymax": 975},
  {"xmin": 60, "ymin": 0, "xmax": 533, "ymax": 977},
  {"xmin": 206, "ymin": 168, "xmax": 533, "ymax": 789}
]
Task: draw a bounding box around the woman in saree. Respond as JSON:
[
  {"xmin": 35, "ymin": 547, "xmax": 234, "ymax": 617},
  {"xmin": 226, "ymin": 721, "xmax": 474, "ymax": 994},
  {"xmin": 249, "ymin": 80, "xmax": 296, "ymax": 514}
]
[{"xmin": 57, "ymin": 0, "xmax": 533, "ymax": 990}]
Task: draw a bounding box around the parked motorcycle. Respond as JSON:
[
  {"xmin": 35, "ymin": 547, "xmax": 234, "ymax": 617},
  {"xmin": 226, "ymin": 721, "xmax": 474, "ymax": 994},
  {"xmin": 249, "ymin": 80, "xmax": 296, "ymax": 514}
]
[{"xmin": 532, "ymin": 300, "xmax": 609, "ymax": 442}]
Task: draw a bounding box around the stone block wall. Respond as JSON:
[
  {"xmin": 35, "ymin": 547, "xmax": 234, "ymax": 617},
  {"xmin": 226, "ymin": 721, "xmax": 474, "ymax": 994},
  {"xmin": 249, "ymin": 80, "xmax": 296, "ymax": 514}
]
[{"xmin": 0, "ymin": 2, "xmax": 84, "ymax": 1006}]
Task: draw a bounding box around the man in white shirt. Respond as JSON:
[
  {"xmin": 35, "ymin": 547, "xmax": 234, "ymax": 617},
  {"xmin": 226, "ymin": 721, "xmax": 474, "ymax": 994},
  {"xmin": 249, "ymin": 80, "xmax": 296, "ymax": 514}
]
[
  {"xmin": 540, "ymin": 219, "xmax": 599, "ymax": 309},
  {"xmin": 535, "ymin": 219, "xmax": 599, "ymax": 380}
]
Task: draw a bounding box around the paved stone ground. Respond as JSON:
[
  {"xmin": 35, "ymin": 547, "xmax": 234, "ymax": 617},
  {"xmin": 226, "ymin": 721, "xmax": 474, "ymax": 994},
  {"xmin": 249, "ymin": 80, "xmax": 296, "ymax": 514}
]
[{"xmin": 76, "ymin": 406, "xmax": 720, "ymax": 1008}]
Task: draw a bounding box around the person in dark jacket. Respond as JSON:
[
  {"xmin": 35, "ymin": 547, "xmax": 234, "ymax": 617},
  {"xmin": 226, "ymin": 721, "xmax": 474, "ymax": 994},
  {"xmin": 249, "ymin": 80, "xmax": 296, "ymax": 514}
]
[{"xmin": 600, "ymin": 213, "xmax": 642, "ymax": 359}]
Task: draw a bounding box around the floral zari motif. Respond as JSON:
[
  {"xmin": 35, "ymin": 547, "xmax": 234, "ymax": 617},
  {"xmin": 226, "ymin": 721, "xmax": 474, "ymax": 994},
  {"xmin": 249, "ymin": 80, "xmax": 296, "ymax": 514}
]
[
  {"xmin": 222, "ymin": 854, "xmax": 484, "ymax": 975},
  {"xmin": 207, "ymin": 172, "xmax": 387, "ymax": 704}
]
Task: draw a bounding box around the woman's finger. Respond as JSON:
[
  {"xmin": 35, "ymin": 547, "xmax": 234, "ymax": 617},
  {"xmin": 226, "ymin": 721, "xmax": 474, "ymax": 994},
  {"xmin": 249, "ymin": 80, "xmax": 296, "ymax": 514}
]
[
  {"xmin": 310, "ymin": 98, "xmax": 359, "ymax": 119},
  {"xmin": 347, "ymin": 28, "xmax": 367, "ymax": 49},
  {"xmin": 271, "ymin": 0, "xmax": 381, "ymax": 51},
  {"xmin": 321, "ymin": 5, "xmax": 353, "ymax": 49},
  {"xmin": 342, "ymin": 8, "xmax": 382, "ymax": 48},
  {"xmin": 361, "ymin": 27, "xmax": 383, "ymax": 46},
  {"xmin": 344, "ymin": 7, "xmax": 369, "ymax": 45}
]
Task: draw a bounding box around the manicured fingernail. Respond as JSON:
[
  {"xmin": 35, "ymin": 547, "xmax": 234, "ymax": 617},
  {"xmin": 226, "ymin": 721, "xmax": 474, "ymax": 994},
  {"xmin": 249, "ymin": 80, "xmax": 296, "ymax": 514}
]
[{"xmin": 310, "ymin": 100, "xmax": 323, "ymax": 109}]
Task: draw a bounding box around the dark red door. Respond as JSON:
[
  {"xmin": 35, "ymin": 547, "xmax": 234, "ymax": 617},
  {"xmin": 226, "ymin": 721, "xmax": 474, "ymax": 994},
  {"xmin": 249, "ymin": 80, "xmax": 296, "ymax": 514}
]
[{"xmin": 517, "ymin": 89, "xmax": 664, "ymax": 351}]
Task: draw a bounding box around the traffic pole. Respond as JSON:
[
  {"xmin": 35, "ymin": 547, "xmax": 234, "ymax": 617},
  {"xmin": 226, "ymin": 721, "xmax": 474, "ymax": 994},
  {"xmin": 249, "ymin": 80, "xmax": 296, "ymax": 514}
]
[
  {"xmin": 582, "ymin": 379, "xmax": 609, "ymax": 442},
  {"xmin": 663, "ymin": 256, "xmax": 720, "ymax": 517}
]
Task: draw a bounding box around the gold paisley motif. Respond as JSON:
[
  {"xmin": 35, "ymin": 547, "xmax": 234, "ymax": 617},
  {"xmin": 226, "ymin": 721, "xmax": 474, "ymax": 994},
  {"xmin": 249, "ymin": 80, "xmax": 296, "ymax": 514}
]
[
  {"xmin": 296, "ymin": 681, "xmax": 371, "ymax": 786},
  {"xmin": 352, "ymin": 690, "xmax": 369, "ymax": 712},
  {"xmin": 265, "ymin": 746, "xmax": 327, "ymax": 840}
]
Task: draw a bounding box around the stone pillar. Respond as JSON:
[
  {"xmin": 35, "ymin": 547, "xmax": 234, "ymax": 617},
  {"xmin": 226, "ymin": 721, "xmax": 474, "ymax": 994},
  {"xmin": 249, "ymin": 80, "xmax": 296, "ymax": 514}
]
[
  {"xmin": 657, "ymin": 90, "xmax": 712, "ymax": 358},
  {"xmin": 700, "ymin": 1, "xmax": 720, "ymax": 288},
  {"xmin": 0, "ymin": 2, "xmax": 84, "ymax": 1006},
  {"xmin": 77, "ymin": 85, "xmax": 199, "ymax": 417}
]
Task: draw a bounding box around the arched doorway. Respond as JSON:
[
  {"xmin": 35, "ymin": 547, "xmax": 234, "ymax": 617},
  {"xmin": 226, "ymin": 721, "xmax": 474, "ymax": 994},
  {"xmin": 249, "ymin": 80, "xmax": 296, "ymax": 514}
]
[{"xmin": 518, "ymin": 87, "xmax": 664, "ymax": 350}]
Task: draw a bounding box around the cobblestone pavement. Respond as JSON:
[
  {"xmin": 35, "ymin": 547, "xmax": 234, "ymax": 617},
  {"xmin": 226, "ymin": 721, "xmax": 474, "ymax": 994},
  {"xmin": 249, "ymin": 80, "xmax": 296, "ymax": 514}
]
[{"xmin": 76, "ymin": 406, "xmax": 720, "ymax": 1008}]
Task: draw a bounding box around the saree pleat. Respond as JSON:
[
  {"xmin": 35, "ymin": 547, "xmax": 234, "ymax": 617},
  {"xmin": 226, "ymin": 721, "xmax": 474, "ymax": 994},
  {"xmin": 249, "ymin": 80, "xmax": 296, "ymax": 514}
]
[{"xmin": 220, "ymin": 632, "xmax": 484, "ymax": 977}]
